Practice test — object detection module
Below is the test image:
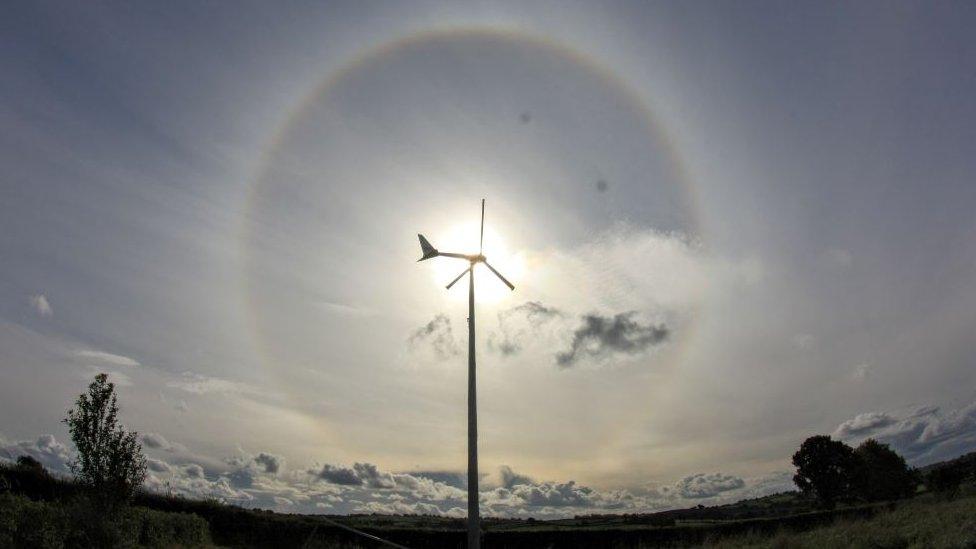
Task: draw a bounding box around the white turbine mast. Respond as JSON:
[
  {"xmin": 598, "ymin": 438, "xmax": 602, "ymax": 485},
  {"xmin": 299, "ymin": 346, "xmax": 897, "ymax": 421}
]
[{"xmin": 416, "ymin": 199, "xmax": 514, "ymax": 549}]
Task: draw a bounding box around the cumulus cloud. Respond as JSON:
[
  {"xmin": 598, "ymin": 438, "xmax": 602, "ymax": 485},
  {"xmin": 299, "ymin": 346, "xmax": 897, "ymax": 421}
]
[
  {"xmin": 147, "ymin": 458, "xmax": 171, "ymax": 473},
  {"xmin": 556, "ymin": 312, "xmax": 669, "ymax": 367},
  {"xmin": 254, "ymin": 452, "xmax": 283, "ymax": 474},
  {"xmin": 408, "ymin": 314, "xmax": 459, "ymax": 359},
  {"xmin": 0, "ymin": 431, "xmax": 791, "ymax": 518},
  {"xmin": 314, "ymin": 462, "xmax": 395, "ymax": 488},
  {"xmin": 833, "ymin": 401, "xmax": 976, "ymax": 463},
  {"xmin": 140, "ymin": 432, "xmax": 172, "ymax": 450},
  {"xmin": 499, "ymin": 465, "xmax": 535, "ymax": 488},
  {"xmin": 672, "ymin": 473, "xmax": 745, "ymax": 498},
  {"xmin": 29, "ymin": 294, "xmax": 52, "ymax": 317},
  {"xmin": 0, "ymin": 434, "xmax": 72, "ymax": 473},
  {"xmin": 834, "ymin": 411, "xmax": 897, "ymax": 438},
  {"xmin": 183, "ymin": 463, "xmax": 205, "ymax": 479},
  {"xmin": 144, "ymin": 460, "xmax": 253, "ymax": 504},
  {"xmin": 316, "ymin": 464, "xmax": 363, "ymax": 486}
]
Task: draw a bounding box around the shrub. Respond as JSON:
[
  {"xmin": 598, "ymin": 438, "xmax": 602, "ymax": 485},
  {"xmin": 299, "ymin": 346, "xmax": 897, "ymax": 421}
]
[
  {"xmin": 0, "ymin": 492, "xmax": 211, "ymax": 548},
  {"xmin": 927, "ymin": 465, "xmax": 968, "ymax": 499}
]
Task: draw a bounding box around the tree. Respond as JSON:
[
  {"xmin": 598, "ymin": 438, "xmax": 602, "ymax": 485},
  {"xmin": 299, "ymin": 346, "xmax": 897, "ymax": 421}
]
[
  {"xmin": 792, "ymin": 435, "xmax": 863, "ymax": 509},
  {"xmin": 15, "ymin": 455, "xmax": 45, "ymax": 474},
  {"xmin": 855, "ymin": 439, "xmax": 917, "ymax": 501},
  {"xmin": 926, "ymin": 465, "xmax": 967, "ymax": 499},
  {"xmin": 63, "ymin": 373, "xmax": 147, "ymax": 512}
]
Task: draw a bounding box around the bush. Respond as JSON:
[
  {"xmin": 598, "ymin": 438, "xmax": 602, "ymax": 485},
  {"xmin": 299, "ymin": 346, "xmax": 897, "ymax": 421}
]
[
  {"xmin": 0, "ymin": 492, "xmax": 211, "ymax": 548},
  {"xmin": 927, "ymin": 465, "xmax": 968, "ymax": 499}
]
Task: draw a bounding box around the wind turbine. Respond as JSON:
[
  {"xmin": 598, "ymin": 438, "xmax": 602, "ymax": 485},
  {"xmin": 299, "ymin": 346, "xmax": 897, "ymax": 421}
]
[{"xmin": 417, "ymin": 199, "xmax": 514, "ymax": 549}]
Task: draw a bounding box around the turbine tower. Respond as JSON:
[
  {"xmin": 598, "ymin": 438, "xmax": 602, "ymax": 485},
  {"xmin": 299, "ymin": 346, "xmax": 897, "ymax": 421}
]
[{"xmin": 417, "ymin": 199, "xmax": 514, "ymax": 549}]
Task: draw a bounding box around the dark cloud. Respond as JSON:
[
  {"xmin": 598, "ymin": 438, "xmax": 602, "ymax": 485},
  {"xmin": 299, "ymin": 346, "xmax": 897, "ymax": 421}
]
[
  {"xmin": 673, "ymin": 473, "xmax": 745, "ymax": 498},
  {"xmin": 499, "ymin": 465, "xmax": 534, "ymax": 489},
  {"xmin": 408, "ymin": 314, "xmax": 459, "ymax": 359},
  {"xmin": 508, "ymin": 480, "xmax": 595, "ymax": 507},
  {"xmin": 833, "ymin": 401, "xmax": 976, "ymax": 464},
  {"xmin": 226, "ymin": 468, "xmax": 255, "ymax": 488},
  {"xmin": 314, "ymin": 462, "xmax": 396, "ymax": 489},
  {"xmin": 556, "ymin": 312, "xmax": 669, "ymax": 367},
  {"xmin": 316, "ymin": 464, "xmax": 362, "ymax": 485},
  {"xmin": 254, "ymin": 452, "xmax": 282, "ymax": 474},
  {"xmin": 354, "ymin": 462, "xmax": 396, "ymax": 489},
  {"xmin": 501, "ymin": 301, "xmax": 563, "ymax": 325}
]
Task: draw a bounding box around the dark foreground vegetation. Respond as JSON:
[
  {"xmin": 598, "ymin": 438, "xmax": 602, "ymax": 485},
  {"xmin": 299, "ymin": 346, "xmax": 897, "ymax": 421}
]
[
  {"xmin": 3, "ymin": 454, "xmax": 975, "ymax": 548},
  {"xmin": 3, "ymin": 374, "xmax": 975, "ymax": 547}
]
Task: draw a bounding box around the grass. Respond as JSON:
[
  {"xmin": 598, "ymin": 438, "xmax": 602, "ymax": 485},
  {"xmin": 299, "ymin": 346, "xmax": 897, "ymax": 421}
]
[{"xmin": 705, "ymin": 493, "xmax": 976, "ymax": 549}]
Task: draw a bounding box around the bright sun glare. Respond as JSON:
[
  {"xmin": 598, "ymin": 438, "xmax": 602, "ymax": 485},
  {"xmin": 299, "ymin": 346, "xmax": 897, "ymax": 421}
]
[{"xmin": 431, "ymin": 222, "xmax": 524, "ymax": 303}]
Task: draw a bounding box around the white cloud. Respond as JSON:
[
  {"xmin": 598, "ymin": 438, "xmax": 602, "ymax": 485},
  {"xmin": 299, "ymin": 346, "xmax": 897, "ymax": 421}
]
[
  {"xmin": 0, "ymin": 434, "xmax": 72, "ymax": 473},
  {"xmin": 28, "ymin": 294, "xmax": 52, "ymax": 317},
  {"xmin": 75, "ymin": 349, "xmax": 140, "ymax": 367},
  {"xmin": 853, "ymin": 363, "xmax": 873, "ymax": 380},
  {"xmin": 140, "ymin": 432, "xmax": 172, "ymax": 450},
  {"xmin": 792, "ymin": 334, "xmax": 816, "ymax": 350},
  {"xmin": 833, "ymin": 401, "xmax": 976, "ymax": 463},
  {"xmin": 81, "ymin": 367, "xmax": 133, "ymax": 386},
  {"xmin": 672, "ymin": 473, "xmax": 745, "ymax": 499},
  {"xmin": 166, "ymin": 372, "xmax": 259, "ymax": 395}
]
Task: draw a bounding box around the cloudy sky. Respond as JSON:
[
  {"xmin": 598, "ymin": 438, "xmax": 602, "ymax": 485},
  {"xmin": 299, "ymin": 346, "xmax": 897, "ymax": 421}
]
[{"xmin": 2, "ymin": 1, "xmax": 976, "ymax": 517}]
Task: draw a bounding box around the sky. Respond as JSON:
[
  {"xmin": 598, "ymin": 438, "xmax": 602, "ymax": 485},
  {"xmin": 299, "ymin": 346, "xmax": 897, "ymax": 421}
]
[{"xmin": 2, "ymin": 1, "xmax": 976, "ymax": 517}]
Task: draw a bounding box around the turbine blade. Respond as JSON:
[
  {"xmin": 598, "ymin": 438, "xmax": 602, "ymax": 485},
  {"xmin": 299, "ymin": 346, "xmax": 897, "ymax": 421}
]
[
  {"xmin": 446, "ymin": 267, "xmax": 471, "ymax": 290},
  {"xmin": 417, "ymin": 234, "xmax": 438, "ymax": 261},
  {"xmin": 483, "ymin": 261, "xmax": 515, "ymax": 291},
  {"xmin": 479, "ymin": 199, "xmax": 485, "ymax": 255}
]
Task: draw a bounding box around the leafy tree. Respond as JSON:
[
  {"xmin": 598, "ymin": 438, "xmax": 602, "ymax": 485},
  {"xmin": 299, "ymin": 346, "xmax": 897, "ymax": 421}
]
[
  {"xmin": 15, "ymin": 455, "xmax": 45, "ymax": 474},
  {"xmin": 63, "ymin": 373, "xmax": 147, "ymax": 512},
  {"xmin": 926, "ymin": 465, "xmax": 967, "ymax": 499},
  {"xmin": 855, "ymin": 439, "xmax": 918, "ymax": 501},
  {"xmin": 792, "ymin": 435, "xmax": 863, "ymax": 508}
]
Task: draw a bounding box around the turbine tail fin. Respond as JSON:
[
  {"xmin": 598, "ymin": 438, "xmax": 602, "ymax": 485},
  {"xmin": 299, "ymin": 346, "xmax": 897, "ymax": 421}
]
[{"xmin": 418, "ymin": 234, "xmax": 439, "ymax": 261}]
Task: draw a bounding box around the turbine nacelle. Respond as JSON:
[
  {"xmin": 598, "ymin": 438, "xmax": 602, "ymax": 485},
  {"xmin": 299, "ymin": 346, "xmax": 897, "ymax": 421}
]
[{"xmin": 416, "ymin": 200, "xmax": 515, "ymax": 291}]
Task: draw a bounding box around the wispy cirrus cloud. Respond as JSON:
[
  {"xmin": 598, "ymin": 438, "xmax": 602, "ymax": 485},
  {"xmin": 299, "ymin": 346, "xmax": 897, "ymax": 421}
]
[
  {"xmin": 408, "ymin": 314, "xmax": 459, "ymax": 360},
  {"xmin": 75, "ymin": 349, "xmax": 140, "ymax": 367}
]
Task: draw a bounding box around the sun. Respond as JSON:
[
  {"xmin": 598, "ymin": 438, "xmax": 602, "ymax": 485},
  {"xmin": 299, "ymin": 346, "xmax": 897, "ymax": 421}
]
[{"xmin": 430, "ymin": 222, "xmax": 524, "ymax": 304}]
